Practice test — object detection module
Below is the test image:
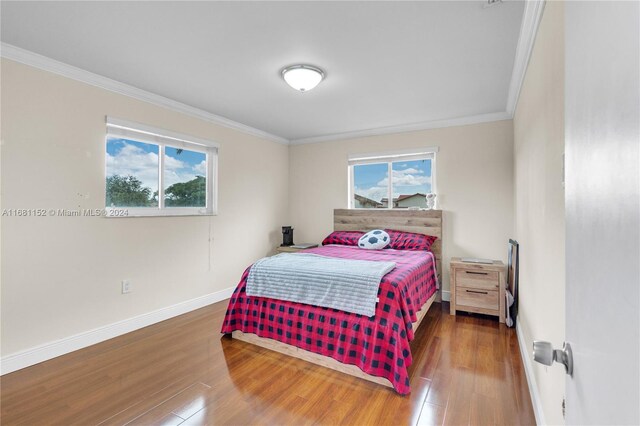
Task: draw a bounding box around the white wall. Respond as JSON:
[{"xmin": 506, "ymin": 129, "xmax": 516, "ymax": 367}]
[
  {"xmin": 289, "ymin": 120, "xmax": 515, "ymax": 296},
  {"xmin": 0, "ymin": 59, "xmax": 289, "ymax": 358},
  {"xmin": 513, "ymin": 2, "xmax": 566, "ymax": 424}
]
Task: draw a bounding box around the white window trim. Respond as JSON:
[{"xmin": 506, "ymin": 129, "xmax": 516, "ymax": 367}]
[
  {"xmin": 105, "ymin": 117, "xmax": 219, "ymax": 217},
  {"xmin": 348, "ymin": 147, "xmax": 438, "ymax": 209}
]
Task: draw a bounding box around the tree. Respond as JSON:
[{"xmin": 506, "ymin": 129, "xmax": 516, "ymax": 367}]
[
  {"xmin": 106, "ymin": 175, "xmax": 154, "ymax": 207},
  {"xmin": 165, "ymin": 176, "xmax": 206, "ymax": 207}
]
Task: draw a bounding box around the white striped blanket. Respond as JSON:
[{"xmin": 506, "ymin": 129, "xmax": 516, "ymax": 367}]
[{"xmin": 246, "ymin": 253, "xmax": 396, "ymax": 317}]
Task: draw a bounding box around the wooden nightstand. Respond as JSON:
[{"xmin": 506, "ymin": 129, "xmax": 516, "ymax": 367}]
[
  {"xmin": 450, "ymin": 257, "xmax": 506, "ymax": 323},
  {"xmin": 275, "ymin": 244, "xmax": 318, "ymax": 254}
]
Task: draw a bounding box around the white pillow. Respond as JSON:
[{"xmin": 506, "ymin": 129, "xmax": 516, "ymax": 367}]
[{"xmin": 358, "ymin": 230, "xmax": 390, "ymax": 250}]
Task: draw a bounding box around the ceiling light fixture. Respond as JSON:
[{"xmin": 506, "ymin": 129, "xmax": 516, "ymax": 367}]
[{"xmin": 281, "ymin": 64, "xmax": 325, "ymax": 92}]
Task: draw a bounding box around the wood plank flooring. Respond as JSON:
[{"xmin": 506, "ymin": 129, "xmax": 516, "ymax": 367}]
[{"xmin": 1, "ymin": 301, "xmax": 535, "ymax": 425}]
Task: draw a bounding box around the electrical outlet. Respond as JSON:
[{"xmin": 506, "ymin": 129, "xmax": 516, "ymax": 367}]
[{"xmin": 121, "ymin": 280, "xmax": 131, "ymax": 294}]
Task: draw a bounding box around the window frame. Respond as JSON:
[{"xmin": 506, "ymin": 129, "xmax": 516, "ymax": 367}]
[
  {"xmin": 105, "ymin": 117, "xmax": 219, "ymax": 217},
  {"xmin": 347, "ymin": 147, "xmax": 438, "ymax": 209}
]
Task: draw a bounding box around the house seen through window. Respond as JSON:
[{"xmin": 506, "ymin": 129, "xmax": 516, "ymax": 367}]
[{"xmin": 349, "ymin": 149, "xmax": 436, "ymax": 209}]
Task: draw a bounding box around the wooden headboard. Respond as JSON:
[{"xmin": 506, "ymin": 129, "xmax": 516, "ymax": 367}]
[{"xmin": 333, "ymin": 209, "xmax": 442, "ymax": 276}]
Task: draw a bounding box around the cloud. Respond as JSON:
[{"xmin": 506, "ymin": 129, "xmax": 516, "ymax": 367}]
[
  {"xmin": 193, "ymin": 160, "xmax": 206, "ymax": 175},
  {"xmin": 399, "ymin": 167, "xmax": 424, "ymax": 174},
  {"xmin": 163, "ymin": 156, "xmax": 205, "ymax": 188},
  {"xmin": 107, "ymin": 142, "xmax": 207, "ymax": 192},
  {"xmin": 106, "ymin": 143, "xmax": 160, "ymax": 192},
  {"xmin": 377, "ymin": 169, "xmax": 431, "ymax": 187},
  {"xmin": 164, "ymin": 154, "xmax": 187, "ymax": 171},
  {"xmin": 355, "ymin": 186, "xmax": 388, "ymax": 202},
  {"xmin": 355, "ymin": 167, "xmax": 431, "ymax": 203}
]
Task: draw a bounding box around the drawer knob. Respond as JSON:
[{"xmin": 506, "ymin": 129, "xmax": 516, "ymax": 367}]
[
  {"xmin": 466, "ymin": 271, "xmax": 489, "ymax": 275},
  {"xmin": 465, "ymin": 289, "xmax": 488, "ymax": 295}
]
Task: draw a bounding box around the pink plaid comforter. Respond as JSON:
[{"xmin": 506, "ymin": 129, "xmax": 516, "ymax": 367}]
[{"xmin": 221, "ymin": 245, "xmax": 437, "ymax": 394}]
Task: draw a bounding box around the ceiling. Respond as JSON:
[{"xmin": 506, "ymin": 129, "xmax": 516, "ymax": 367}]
[{"xmin": 1, "ymin": 1, "xmax": 525, "ymax": 143}]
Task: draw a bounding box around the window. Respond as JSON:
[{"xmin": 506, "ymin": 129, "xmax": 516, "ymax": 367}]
[
  {"xmin": 348, "ymin": 148, "xmax": 437, "ymax": 209},
  {"xmin": 105, "ymin": 117, "xmax": 218, "ymax": 216}
]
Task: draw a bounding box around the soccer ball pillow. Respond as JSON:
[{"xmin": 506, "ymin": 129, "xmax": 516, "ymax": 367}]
[{"xmin": 358, "ymin": 230, "xmax": 390, "ymax": 250}]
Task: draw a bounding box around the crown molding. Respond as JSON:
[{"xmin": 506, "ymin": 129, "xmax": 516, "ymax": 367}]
[
  {"xmin": 289, "ymin": 111, "xmax": 512, "ymax": 145},
  {"xmin": 505, "ymin": 0, "xmax": 547, "ymax": 116},
  {"xmin": 0, "ymin": 43, "xmax": 289, "ymax": 145},
  {"xmin": 3, "ymin": 4, "xmax": 542, "ymax": 149}
]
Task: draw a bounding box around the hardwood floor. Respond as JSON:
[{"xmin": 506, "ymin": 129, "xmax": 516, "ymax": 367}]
[{"xmin": 1, "ymin": 301, "xmax": 535, "ymax": 425}]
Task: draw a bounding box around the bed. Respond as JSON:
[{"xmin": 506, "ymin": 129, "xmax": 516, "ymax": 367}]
[{"xmin": 221, "ymin": 209, "xmax": 442, "ymax": 394}]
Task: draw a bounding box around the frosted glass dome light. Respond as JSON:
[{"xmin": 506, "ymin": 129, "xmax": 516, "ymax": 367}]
[{"xmin": 281, "ymin": 65, "xmax": 325, "ymax": 92}]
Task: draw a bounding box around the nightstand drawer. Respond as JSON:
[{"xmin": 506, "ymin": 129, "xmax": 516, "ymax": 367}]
[
  {"xmin": 456, "ymin": 288, "xmax": 499, "ymax": 311},
  {"xmin": 455, "ymin": 269, "xmax": 500, "ymax": 291},
  {"xmin": 450, "ymin": 257, "xmax": 505, "ymax": 322}
]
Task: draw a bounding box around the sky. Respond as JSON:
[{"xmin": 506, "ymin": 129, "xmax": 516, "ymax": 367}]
[
  {"xmin": 106, "ymin": 138, "xmax": 207, "ymax": 193},
  {"xmin": 354, "ymin": 159, "xmax": 432, "ymax": 202}
]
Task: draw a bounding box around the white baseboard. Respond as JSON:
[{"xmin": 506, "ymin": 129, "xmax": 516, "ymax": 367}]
[
  {"xmin": 0, "ymin": 287, "xmax": 235, "ymax": 375},
  {"xmin": 441, "ymin": 290, "xmax": 451, "ymax": 302},
  {"xmin": 516, "ymin": 319, "xmax": 546, "ymax": 425}
]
